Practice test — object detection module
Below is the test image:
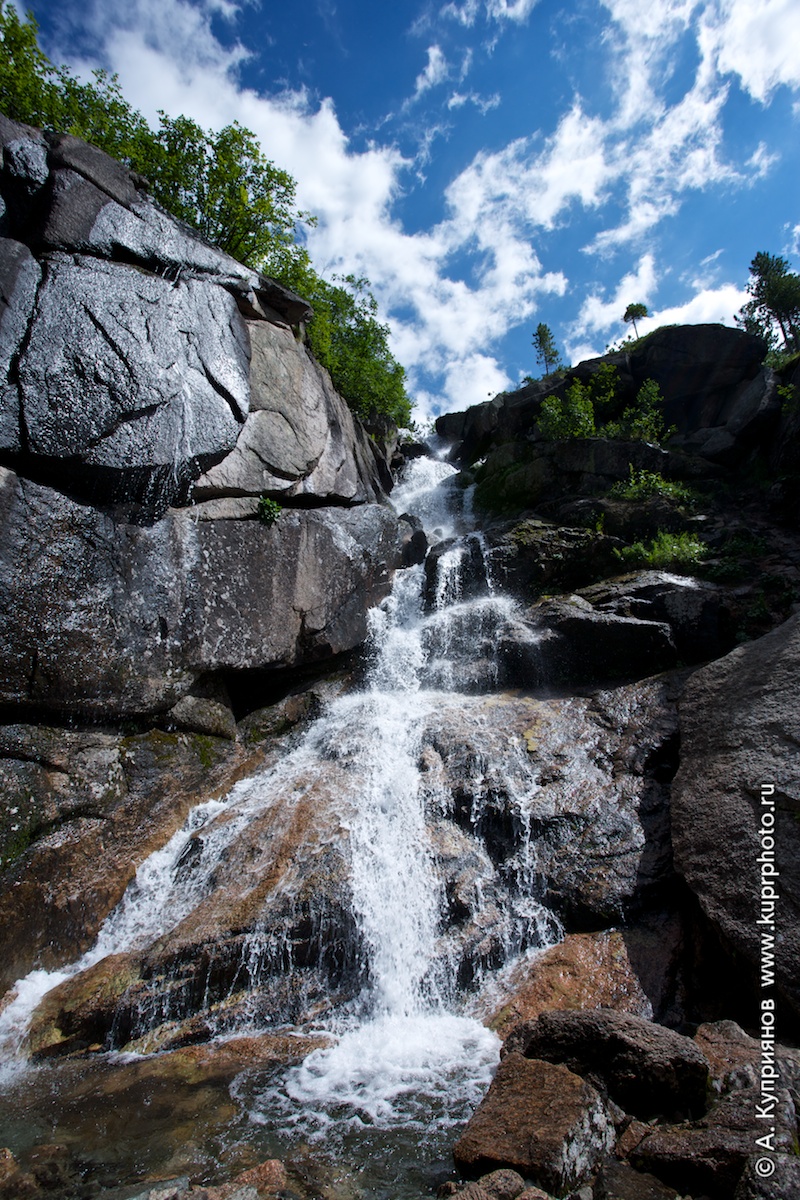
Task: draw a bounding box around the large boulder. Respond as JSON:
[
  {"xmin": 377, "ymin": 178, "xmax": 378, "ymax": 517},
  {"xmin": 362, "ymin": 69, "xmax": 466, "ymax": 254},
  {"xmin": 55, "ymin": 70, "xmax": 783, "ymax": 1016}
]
[
  {"xmin": 504, "ymin": 1009, "xmax": 710, "ymax": 1120},
  {"xmin": 453, "ymin": 1052, "xmax": 614, "ymax": 1195},
  {"xmin": 13, "ymin": 253, "xmax": 250, "ymax": 484},
  {"xmin": 0, "ymin": 467, "xmax": 398, "ymax": 719},
  {"xmin": 630, "ymin": 324, "xmax": 775, "ymax": 454},
  {"xmin": 671, "ymin": 614, "xmax": 800, "ymax": 1023}
]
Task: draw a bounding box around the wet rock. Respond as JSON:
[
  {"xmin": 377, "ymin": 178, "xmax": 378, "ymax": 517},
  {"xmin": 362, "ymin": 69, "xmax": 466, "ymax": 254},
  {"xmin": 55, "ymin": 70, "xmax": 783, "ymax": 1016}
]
[
  {"xmin": 421, "ymin": 677, "xmax": 680, "ymax": 930},
  {"xmin": 0, "ymin": 238, "xmax": 40, "ymax": 453},
  {"xmin": 671, "ymin": 614, "xmax": 800, "ymax": 1023},
  {"xmin": 504, "ymin": 1009, "xmax": 710, "ymax": 1120},
  {"xmin": 483, "ymin": 929, "xmax": 657, "ymax": 1040},
  {"xmin": 0, "ymin": 468, "xmax": 398, "ymax": 718},
  {"xmin": 576, "ymin": 571, "xmax": 738, "ymax": 665},
  {"xmin": 193, "ymin": 321, "xmax": 387, "ymax": 505},
  {"xmin": 453, "ymin": 1052, "xmax": 614, "ymax": 1195},
  {"xmin": 0, "ymin": 722, "xmax": 261, "ymax": 994},
  {"xmin": 15, "ymin": 255, "xmax": 250, "ymax": 503},
  {"xmin": 501, "ymin": 592, "xmax": 676, "ymax": 687}
]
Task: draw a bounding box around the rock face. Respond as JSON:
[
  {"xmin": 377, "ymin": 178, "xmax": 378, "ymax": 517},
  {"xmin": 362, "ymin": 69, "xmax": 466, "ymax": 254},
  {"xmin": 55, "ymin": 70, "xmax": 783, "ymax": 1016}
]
[
  {"xmin": 453, "ymin": 1052, "xmax": 614, "ymax": 1195},
  {"xmin": 671, "ymin": 614, "xmax": 800, "ymax": 1023},
  {"xmin": 0, "ymin": 466, "xmax": 397, "ymax": 718},
  {"xmin": 194, "ymin": 320, "xmax": 387, "ymax": 506},
  {"xmin": 438, "ymin": 324, "xmax": 776, "ymax": 476},
  {"xmin": 0, "ymin": 115, "xmax": 398, "ymax": 726}
]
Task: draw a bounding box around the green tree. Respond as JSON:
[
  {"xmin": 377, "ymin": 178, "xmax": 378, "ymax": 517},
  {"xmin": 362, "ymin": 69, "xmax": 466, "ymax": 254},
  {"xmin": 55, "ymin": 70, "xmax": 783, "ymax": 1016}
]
[
  {"xmin": 623, "ymin": 302, "xmax": 649, "ymax": 338},
  {"xmin": 736, "ymin": 252, "xmax": 800, "ymax": 353},
  {"xmin": 533, "ymin": 322, "xmax": 563, "ymax": 376}
]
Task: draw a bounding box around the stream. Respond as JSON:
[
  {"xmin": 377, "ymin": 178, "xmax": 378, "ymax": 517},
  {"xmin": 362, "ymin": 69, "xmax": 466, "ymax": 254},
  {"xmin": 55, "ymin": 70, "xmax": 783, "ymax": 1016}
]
[{"xmin": 0, "ymin": 453, "xmax": 563, "ymax": 1198}]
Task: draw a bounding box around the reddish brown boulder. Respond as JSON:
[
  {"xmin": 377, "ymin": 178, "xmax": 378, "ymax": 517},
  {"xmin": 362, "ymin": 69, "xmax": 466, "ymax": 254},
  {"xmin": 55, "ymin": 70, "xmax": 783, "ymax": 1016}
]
[
  {"xmin": 486, "ymin": 930, "xmax": 655, "ymax": 1039},
  {"xmin": 453, "ymin": 1053, "xmax": 613, "ymax": 1196}
]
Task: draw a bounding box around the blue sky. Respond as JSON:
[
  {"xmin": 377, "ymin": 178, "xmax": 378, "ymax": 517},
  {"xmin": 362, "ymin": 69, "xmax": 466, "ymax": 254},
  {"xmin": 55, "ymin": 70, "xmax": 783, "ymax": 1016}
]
[{"xmin": 19, "ymin": 0, "xmax": 800, "ymax": 422}]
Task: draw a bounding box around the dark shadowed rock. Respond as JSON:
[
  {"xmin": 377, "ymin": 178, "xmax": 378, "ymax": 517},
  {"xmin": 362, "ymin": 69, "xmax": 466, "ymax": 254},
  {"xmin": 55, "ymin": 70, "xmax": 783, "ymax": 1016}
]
[
  {"xmin": 630, "ymin": 324, "xmax": 770, "ymax": 440},
  {"xmin": 505, "ymin": 592, "xmax": 677, "ymax": 686},
  {"xmin": 0, "ymin": 468, "xmax": 398, "ymax": 718},
  {"xmin": 576, "ymin": 571, "xmax": 738, "ymax": 664},
  {"xmin": 593, "ymin": 1160, "xmax": 680, "ymax": 1199},
  {"xmin": 671, "ymin": 614, "xmax": 800, "ymax": 1023},
  {"xmin": 631, "ymin": 1082, "xmax": 798, "ymax": 1199},
  {"xmin": 453, "ymin": 1052, "xmax": 613, "ymax": 1196},
  {"xmin": 504, "ymin": 1009, "xmax": 710, "ymax": 1120}
]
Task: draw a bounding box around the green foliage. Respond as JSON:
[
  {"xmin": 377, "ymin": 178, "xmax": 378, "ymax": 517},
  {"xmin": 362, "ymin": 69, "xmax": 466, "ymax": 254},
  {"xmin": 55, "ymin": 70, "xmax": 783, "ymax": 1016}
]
[
  {"xmin": 0, "ymin": 4, "xmax": 411, "ymax": 427},
  {"xmin": 533, "ymin": 322, "xmax": 564, "ymax": 376},
  {"xmin": 609, "ymin": 465, "xmax": 695, "ymax": 504},
  {"xmin": 604, "ymin": 379, "xmax": 672, "ymax": 444},
  {"xmin": 539, "ymin": 380, "xmax": 596, "ymax": 439},
  {"xmin": 587, "ymin": 362, "xmax": 622, "ymax": 420},
  {"xmin": 538, "ymin": 369, "xmax": 671, "ymax": 446},
  {"xmin": 736, "ymin": 251, "xmax": 800, "ymax": 353},
  {"xmin": 623, "ymin": 302, "xmax": 649, "ymax": 337},
  {"xmin": 257, "ymin": 496, "xmax": 282, "ymax": 527},
  {"xmin": 614, "ymin": 530, "xmax": 707, "ymax": 570}
]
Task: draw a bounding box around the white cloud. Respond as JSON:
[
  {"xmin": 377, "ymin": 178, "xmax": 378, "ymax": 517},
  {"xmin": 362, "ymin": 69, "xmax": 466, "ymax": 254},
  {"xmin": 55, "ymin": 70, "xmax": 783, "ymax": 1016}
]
[
  {"xmin": 699, "ymin": 0, "xmax": 800, "ymax": 102},
  {"xmin": 644, "ymin": 282, "xmax": 747, "ymax": 329},
  {"xmin": 444, "ymin": 104, "xmax": 612, "ymax": 238},
  {"xmin": 441, "ymin": 0, "xmax": 539, "ymax": 26},
  {"xmin": 446, "ymin": 90, "xmax": 501, "ymax": 113},
  {"xmin": 409, "ymin": 44, "xmax": 450, "ymax": 105}
]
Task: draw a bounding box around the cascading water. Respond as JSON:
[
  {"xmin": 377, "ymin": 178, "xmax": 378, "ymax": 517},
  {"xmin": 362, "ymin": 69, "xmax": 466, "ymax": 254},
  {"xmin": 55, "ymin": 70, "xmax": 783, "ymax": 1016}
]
[{"xmin": 0, "ymin": 450, "xmax": 562, "ymax": 1197}]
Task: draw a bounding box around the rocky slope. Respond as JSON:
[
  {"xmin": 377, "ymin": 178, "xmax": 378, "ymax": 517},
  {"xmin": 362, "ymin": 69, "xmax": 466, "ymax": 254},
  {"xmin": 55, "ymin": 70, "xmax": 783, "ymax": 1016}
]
[{"xmin": 1, "ymin": 114, "xmax": 800, "ymax": 1200}]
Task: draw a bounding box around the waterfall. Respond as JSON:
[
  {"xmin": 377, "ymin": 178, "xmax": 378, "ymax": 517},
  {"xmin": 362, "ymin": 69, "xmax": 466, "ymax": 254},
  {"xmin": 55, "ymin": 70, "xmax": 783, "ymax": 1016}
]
[{"xmin": 0, "ymin": 451, "xmax": 562, "ymax": 1186}]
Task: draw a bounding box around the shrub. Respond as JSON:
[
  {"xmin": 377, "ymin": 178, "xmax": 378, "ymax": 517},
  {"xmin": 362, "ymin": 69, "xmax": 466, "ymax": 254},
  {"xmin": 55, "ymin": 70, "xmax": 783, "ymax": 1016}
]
[
  {"xmin": 257, "ymin": 496, "xmax": 282, "ymax": 527},
  {"xmin": 604, "ymin": 379, "xmax": 672, "ymax": 444},
  {"xmin": 609, "ymin": 465, "xmax": 695, "ymax": 504},
  {"xmin": 539, "ymin": 381, "xmax": 596, "ymax": 440},
  {"xmin": 614, "ymin": 530, "xmax": 707, "ymax": 570}
]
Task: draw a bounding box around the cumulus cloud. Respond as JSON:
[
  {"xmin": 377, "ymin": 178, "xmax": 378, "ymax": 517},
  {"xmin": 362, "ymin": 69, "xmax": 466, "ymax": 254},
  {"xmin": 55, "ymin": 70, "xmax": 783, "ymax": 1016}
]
[
  {"xmin": 698, "ymin": 0, "xmax": 800, "ymax": 102},
  {"xmin": 644, "ymin": 282, "xmax": 747, "ymax": 330}
]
